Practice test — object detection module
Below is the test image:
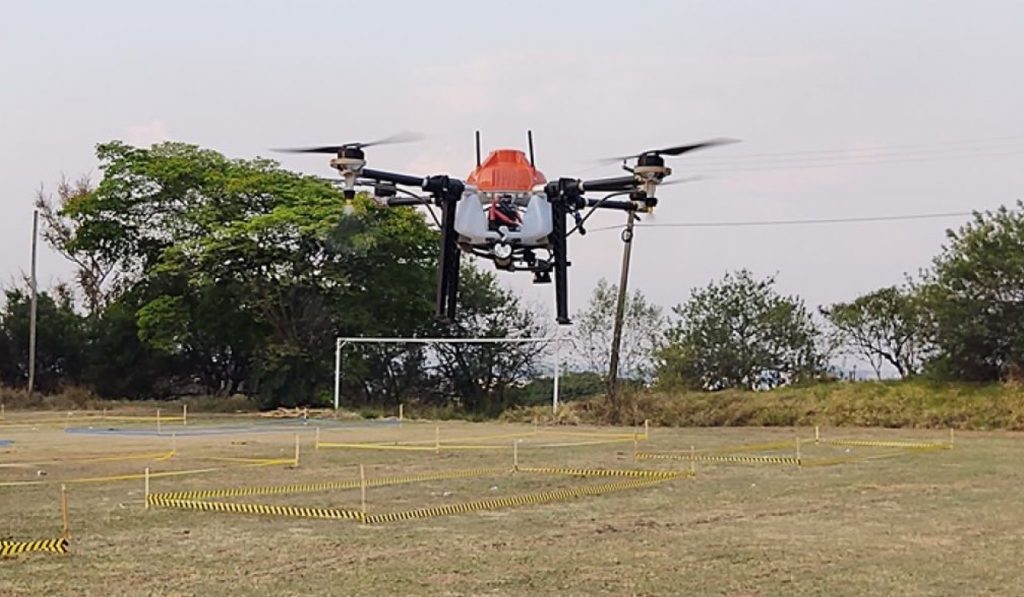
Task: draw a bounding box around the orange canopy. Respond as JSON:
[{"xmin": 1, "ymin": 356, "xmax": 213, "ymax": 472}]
[{"xmin": 467, "ymin": 149, "xmax": 547, "ymax": 192}]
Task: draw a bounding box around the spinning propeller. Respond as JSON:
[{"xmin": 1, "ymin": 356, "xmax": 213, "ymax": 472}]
[
  {"xmin": 599, "ymin": 138, "xmax": 739, "ymax": 163},
  {"xmin": 274, "ymin": 132, "xmax": 424, "ymax": 155}
]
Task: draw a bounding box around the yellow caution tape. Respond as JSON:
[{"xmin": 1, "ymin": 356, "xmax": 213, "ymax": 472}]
[
  {"xmin": 150, "ymin": 467, "xmax": 510, "ymax": 501},
  {"xmin": 0, "ymin": 458, "xmax": 291, "ymax": 487},
  {"xmin": 380, "ymin": 430, "xmax": 540, "ymax": 446},
  {"xmin": 801, "ymin": 446, "xmax": 946, "ymax": 468},
  {"xmin": 528, "ymin": 438, "xmax": 637, "ymax": 448},
  {"xmin": 635, "ymin": 452, "xmax": 800, "ymax": 465},
  {"xmin": 0, "ymin": 450, "xmax": 175, "ymax": 469},
  {"xmin": 517, "ymin": 466, "xmax": 687, "ymax": 479},
  {"xmin": 316, "ymin": 441, "xmax": 506, "ymax": 452},
  {"xmin": 1, "ymin": 537, "xmax": 69, "ymax": 557},
  {"xmin": 706, "ymin": 440, "xmax": 804, "ymax": 454},
  {"xmin": 816, "ymin": 438, "xmax": 950, "ymax": 450},
  {"xmin": 538, "ymin": 429, "xmax": 637, "ymax": 440},
  {"xmin": 147, "ymin": 496, "xmax": 365, "ymax": 521},
  {"xmin": 364, "ymin": 477, "xmax": 674, "ymax": 524}
]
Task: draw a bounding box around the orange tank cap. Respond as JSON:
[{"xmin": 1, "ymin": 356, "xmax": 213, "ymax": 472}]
[{"xmin": 466, "ymin": 149, "xmax": 547, "ymax": 192}]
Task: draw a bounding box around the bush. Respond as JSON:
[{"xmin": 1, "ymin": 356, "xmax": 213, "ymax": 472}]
[{"xmin": 505, "ymin": 379, "xmax": 1024, "ymax": 430}]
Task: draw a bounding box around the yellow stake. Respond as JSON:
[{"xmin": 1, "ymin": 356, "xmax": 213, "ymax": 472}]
[
  {"xmin": 633, "ymin": 432, "xmax": 639, "ymax": 462},
  {"xmin": 359, "ymin": 464, "xmax": 367, "ymax": 520},
  {"xmin": 61, "ymin": 484, "xmax": 70, "ymax": 540},
  {"xmin": 815, "ymin": 425, "xmax": 820, "ymax": 444},
  {"xmin": 182, "ymin": 404, "xmax": 188, "ymax": 426},
  {"xmin": 949, "ymin": 427, "xmax": 955, "ymax": 449},
  {"xmin": 399, "ymin": 403, "xmax": 404, "ymax": 425},
  {"xmin": 293, "ymin": 434, "xmax": 300, "ymax": 467},
  {"xmin": 144, "ymin": 467, "xmax": 150, "ymax": 509}
]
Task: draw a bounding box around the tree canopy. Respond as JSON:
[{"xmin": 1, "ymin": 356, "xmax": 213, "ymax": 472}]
[
  {"xmin": 918, "ymin": 202, "xmax": 1024, "ymax": 381},
  {"xmin": 821, "ymin": 286, "xmax": 925, "ymax": 379},
  {"xmin": 657, "ymin": 270, "xmax": 825, "ymax": 391},
  {"xmin": 21, "ymin": 141, "xmax": 546, "ymax": 410}
]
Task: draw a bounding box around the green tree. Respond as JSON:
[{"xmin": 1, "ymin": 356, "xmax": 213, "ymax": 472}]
[
  {"xmin": 45, "ymin": 141, "xmax": 439, "ymax": 405},
  {"xmin": 81, "ymin": 297, "xmax": 174, "ymax": 398},
  {"xmin": 0, "ymin": 285, "xmax": 85, "ymax": 392},
  {"xmin": 432, "ymin": 267, "xmax": 550, "ymax": 415},
  {"xmin": 821, "ymin": 286, "xmax": 925, "ymax": 379},
  {"xmin": 570, "ymin": 278, "xmax": 667, "ymax": 381},
  {"xmin": 657, "ymin": 270, "xmax": 824, "ymax": 390},
  {"xmin": 919, "ymin": 202, "xmax": 1024, "ymax": 381}
]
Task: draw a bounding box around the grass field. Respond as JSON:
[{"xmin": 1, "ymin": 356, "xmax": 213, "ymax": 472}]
[{"xmin": 1, "ymin": 411, "xmax": 1022, "ymax": 596}]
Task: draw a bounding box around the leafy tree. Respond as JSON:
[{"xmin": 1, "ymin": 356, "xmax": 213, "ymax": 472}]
[
  {"xmin": 0, "ymin": 285, "xmax": 85, "ymax": 392},
  {"xmin": 570, "ymin": 278, "xmax": 667, "ymax": 381},
  {"xmin": 80, "ymin": 298, "xmax": 173, "ymax": 398},
  {"xmin": 919, "ymin": 202, "xmax": 1024, "ymax": 381},
  {"xmin": 34, "ymin": 176, "xmax": 119, "ymax": 314},
  {"xmin": 821, "ymin": 286, "xmax": 925, "ymax": 379},
  {"xmin": 45, "ymin": 141, "xmax": 439, "ymax": 405},
  {"xmin": 657, "ymin": 270, "xmax": 824, "ymax": 390},
  {"xmin": 432, "ymin": 267, "xmax": 550, "ymax": 415}
]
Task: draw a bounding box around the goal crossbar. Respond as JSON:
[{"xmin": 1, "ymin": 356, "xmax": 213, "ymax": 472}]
[{"xmin": 334, "ymin": 336, "xmax": 567, "ymax": 413}]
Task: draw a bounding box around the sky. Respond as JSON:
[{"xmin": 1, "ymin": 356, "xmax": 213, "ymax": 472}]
[{"xmin": 2, "ymin": 0, "xmax": 1023, "ymax": 328}]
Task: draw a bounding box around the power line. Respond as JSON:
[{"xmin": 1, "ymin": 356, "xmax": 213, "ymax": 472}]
[
  {"xmin": 575, "ymin": 134, "xmax": 1024, "ymax": 177},
  {"xmin": 682, "ymin": 134, "xmax": 1024, "ymax": 163},
  {"xmin": 586, "ymin": 211, "xmax": 975, "ymax": 232},
  {"xmin": 687, "ymin": 148, "xmax": 1024, "ymax": 173}
]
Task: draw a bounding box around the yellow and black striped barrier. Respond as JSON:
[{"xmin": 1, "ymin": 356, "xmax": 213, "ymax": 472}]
[
  {"xmin": 146, "ymin": 495, "xmax": 365, "ymax": 521},
  {"xmin": 364, "ymin": 476, "xmax": 675, "ymax": 524},
  {"xmin": 816, "ymin": 438, "xmax": 950, "ymax": 450},
  {"xmin": 1, "ymin": 538, "xmax": 69, "ymax": 557},
  {"xmin": 517, "ymin": 466, "xmax": 686, "ymax": 479},
  {"xmin": 147, "ymin": 466, "xmax": 687, "ymax": 524},
  {"xmin": 801, "ymin": 445, "xmax": 948, "ymax": 468},
  {"xmin": 150, "ymin": 467, "xmax": 509, "ymax": 501},
  {"xmin": 707, "ymin": 440, "xmax": 804, "ymax": 454},
  {"xmin": 635, "ymin": 451, "xmax": 800, "ymax": 465}
]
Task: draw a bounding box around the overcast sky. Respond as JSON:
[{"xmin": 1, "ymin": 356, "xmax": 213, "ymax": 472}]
[{"xmin": 2, "ymin": 0, "xmax": 1022, "ymax": 324}]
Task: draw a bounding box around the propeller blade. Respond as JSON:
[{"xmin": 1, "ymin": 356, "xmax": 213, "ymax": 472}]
[
  {"xmin": 276, "ymin": 145, "xmax": 347, "ymax": 154},
  {"xmin": 359, "ymin": 131, "xmax": 424, "ymax": 148},
  {"xmin": 273, "ymin": 131, "xmax": 424, "ymax": 154},
  {"xmin": 599, "ymin": 138, "xmax": 739, "ymax": 162},
  {"xmin": 653, "ymin": 138, "xmax": 739, "ymax": 156}
]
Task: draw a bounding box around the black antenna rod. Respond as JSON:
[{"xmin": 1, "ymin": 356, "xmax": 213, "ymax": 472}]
[
  {"xmin": 475, "ymin": 130, "xmax": 482, "ymax": 167},
  {"xmin": 527, "ymin": 130, "xmax": 535, "ymax": 167}
]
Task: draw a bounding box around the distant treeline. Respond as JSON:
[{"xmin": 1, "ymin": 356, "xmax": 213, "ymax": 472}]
[{"xmin": 2, "ymin": 141, "xmax": 1022, "ymax": 414}]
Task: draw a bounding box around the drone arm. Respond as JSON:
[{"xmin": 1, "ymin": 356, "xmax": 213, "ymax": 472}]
[
  {"xmin": 580, "ymin": 176, "xmax": 637, "ymax": 193},
  {"xmin": 386, "ymin": 197, "xmax": 430, "ymax": 207},
  {"xmin": 360, "ymin": 168, "xmax": 426, "ymax": 188},
  {"xmin": 585, "ymin": 198, "xmax": 638, "ymax": 212}
]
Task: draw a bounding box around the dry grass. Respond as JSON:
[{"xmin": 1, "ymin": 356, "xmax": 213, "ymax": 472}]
[
  {"xmin": 1, "ymin": 410, "xmax": 1022, "ymax": 596},
  {"xmin": 507, "ymin": 379, "xmax": 1024, "ymax": 430}
]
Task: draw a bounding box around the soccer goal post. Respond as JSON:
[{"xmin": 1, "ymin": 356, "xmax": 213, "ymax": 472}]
[{"xmin": 334, "ymin": 335, "xmax": 568, "ymax": 413}]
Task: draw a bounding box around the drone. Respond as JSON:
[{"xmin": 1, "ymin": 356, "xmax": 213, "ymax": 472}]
[{"xmin": 278, "ymin": 132, "xmax": 734, "ymax": 325}]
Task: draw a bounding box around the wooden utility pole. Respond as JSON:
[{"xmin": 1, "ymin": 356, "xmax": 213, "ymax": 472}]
[
  {"xmin": 27, "ymin": 209, "xmax": 39, "ymax": 395},
  {"xmin": 606, "ymin": 212, "xmax": 637, "ymax": 413}
]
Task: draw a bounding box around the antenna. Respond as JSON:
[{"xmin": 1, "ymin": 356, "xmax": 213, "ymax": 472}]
[
  {"xmin": 527, "ymin": 130, "xmax": 535, "ymax": 167},
  {"xmin": 475, "ymin": 130, "xmax": 482, "ymax": 167}
]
